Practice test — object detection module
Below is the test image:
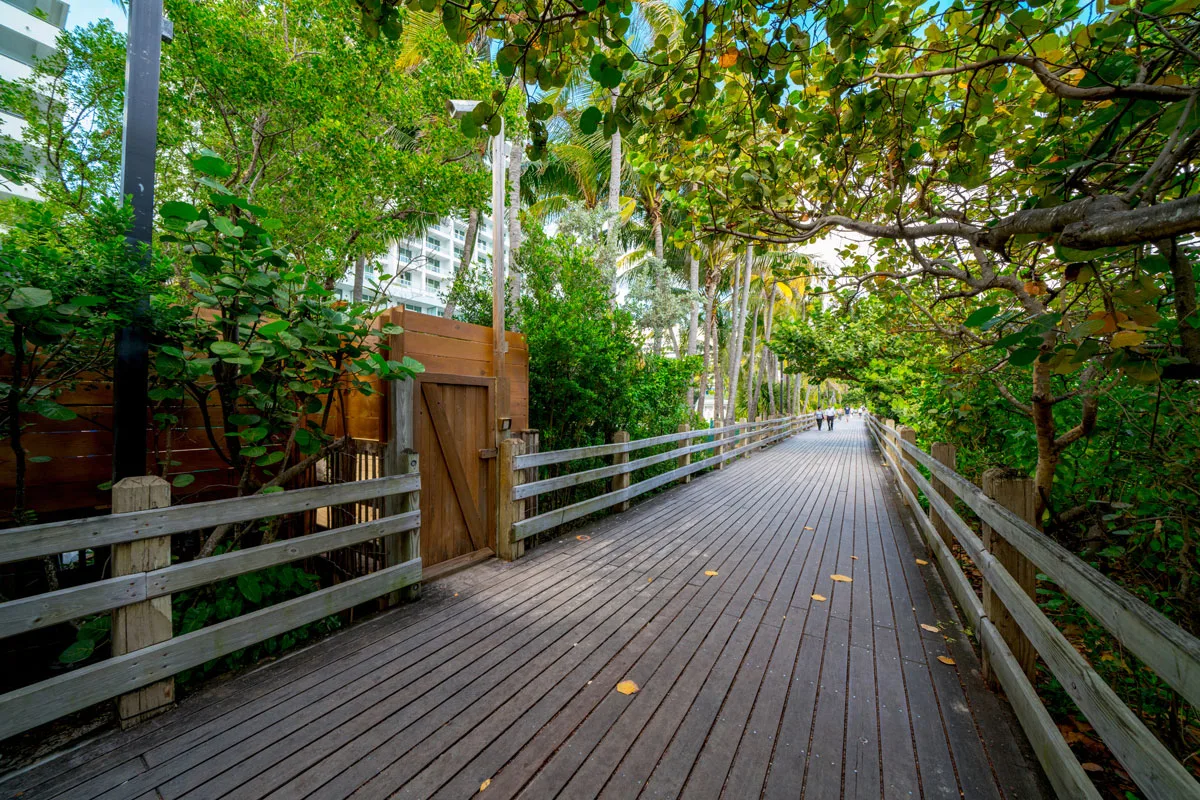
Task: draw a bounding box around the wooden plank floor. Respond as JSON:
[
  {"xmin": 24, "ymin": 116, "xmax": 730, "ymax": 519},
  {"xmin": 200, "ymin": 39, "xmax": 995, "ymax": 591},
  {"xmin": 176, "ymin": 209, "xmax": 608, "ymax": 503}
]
[{"xmin": 0, "ymin": 418, "xmax": 1050, "ymax": 800}]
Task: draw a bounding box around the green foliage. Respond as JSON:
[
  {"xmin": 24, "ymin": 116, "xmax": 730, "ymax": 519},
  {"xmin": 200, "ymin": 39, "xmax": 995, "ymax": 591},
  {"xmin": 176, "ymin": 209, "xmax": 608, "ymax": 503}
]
[
  {"xmin": 172, "ymin": 556, "xmax": 338, "ymax": 685},
  {"xmin": 151, "ymin": 154, "xmax": 423, "ymax": 499},
  {"xmin": 0, "ymin": 199, "xmax": 154, "ymax": 518},
  {"xmin": 2, "ymin": 1, "xmax": 502, "ymax": 280}
]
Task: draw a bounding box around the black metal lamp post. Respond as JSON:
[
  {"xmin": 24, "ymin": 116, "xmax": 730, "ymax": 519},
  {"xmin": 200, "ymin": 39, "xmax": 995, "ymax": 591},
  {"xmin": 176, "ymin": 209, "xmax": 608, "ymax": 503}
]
[{"xmin": 112, "ymin": 0, "xmax": 171, "ymax": 482}]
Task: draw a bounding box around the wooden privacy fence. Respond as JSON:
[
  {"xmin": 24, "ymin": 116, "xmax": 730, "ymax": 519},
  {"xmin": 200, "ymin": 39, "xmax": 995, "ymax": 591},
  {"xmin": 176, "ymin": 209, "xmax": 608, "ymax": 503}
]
[
  {"xmin": 496, "ymin": 414, "xmax": 817, "ymax": 561},
  {"xmin": 866, "ymin": 415, "xmax": 1200, "ymax": 800},
  {"xmin": 0, "ymin": 468, "xmax": 422, "ymax": 742}
]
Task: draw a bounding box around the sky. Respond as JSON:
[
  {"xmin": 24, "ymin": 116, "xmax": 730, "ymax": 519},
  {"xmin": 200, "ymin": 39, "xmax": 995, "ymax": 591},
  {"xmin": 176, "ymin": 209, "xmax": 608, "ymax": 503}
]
[{"xmin": 65, "ymin": 0, "xmax": 126, "ymax": 33}]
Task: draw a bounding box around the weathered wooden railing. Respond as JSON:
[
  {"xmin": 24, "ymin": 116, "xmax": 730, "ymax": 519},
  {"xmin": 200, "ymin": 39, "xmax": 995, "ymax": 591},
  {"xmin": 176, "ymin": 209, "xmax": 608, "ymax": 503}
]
[
  {"xmin": 0, "ymin": 466, "xmax": 422, "ymax": 741},
  {"xmin": 496, "ymin": 414, "xmax": 816, "ymax": 560},
  {"xmin": 866, "ymin": 415, "xmax": 1200, "ymax": 800}
]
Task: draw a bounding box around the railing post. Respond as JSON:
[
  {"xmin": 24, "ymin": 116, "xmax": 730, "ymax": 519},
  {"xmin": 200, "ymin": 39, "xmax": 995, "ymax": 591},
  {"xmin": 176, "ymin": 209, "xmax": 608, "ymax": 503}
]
[
  {"xmin": 930, "ymin": 443, "xmax": 957, "ymax": 549},
  {"xmin": 897, "ymin": 426, "xmax": 918, "ymax": 507},
  {"xmin": 981, "ymin": 468, "xmax": 1039, "ymax": 687},
  {"xmin": 612, "ymin": 430, "xmax": 631, "ymax": 511},
  {"xmin": 111, "ymin": 476, "xmax": 173, "ymax": 727},
  {"xmin": 714, "ymin": 427, "xmax": 724, "ymax": 469},
  {"xmin": 520, "ymin": 429, "xmax": 540, "ymax": 520},
  {"xmin": 497, "ymin": 437, "xmax": 526, "ymax": 561},
  {"xmin": 386, "ymin": 450, "xmax": 420, "ymax": 604},
  {"xmin": 883, "ymin": 418, "xmax": 896, "ymax": 465},
  {"xmin": 677, "ymin": 422, "xmax": 692, "ymax": 484}
]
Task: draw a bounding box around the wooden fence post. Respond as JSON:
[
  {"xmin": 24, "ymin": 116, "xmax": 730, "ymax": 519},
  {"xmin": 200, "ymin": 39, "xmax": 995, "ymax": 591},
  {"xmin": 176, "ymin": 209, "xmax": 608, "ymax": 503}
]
[
  {"xmin": 385, "ymin": 450, "xmax": 420, "ymax": 604},
  {"xmin": 497, "ymin": 437, "xmax": 526, "ymax": 561},
  {"xmin": 520, "ymin": 429, "xmax": 540, "ymax": 520},
  {"xmin": 111, "ymin": 476, "xmax": 173, "ymax": 727},
  {"xmin": 883, "ymin": 419, "xmax": 896, "ymax": 465},
  {"xmin": 981, "ymin": 468, "xmax": 1039, "ymax": 686},
  {"xmin": 930, "ymin": 443, "xmax": 957, "ymax": 549},
  {"xmin": 897, "ymin": 426, "xmax": 918, "ymax": 507},
  {"xmin": 714, "ymin": 428, "xmax": 725, "ymax": 470},
  {"xmin": 677, "ymin": 422, "xmax": 692, "ymax": 484},
  {"xmin": 612, "ymin": 431, "xmax": 631, "ymax": 511},
  {"xmin": 385, "ymin": 374, "xmax": 417, "ymax": 604}
]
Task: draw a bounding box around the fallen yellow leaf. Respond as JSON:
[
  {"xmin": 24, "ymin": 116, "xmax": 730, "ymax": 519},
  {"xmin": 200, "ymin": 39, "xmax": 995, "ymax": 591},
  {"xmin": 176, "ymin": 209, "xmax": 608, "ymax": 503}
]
[
  {"xmin": 850, "ymin": 556, "xmax": 859, "ymax": 560},
  {"xmin": 830, "ymin": 574, "xmax": 852, "ymax": 583},
  {"xmin": 915, "ymin": 559, "xmax": 929, "ymax": 566},
  {"xmin": 920, "ymin": 623, "xmax": 940, "ymax": 633},
  {"xmin": 811, "ymin": 593, "xmax": 827, "ymax": 602},
  {"xmin": 480, "ymin": 778, "xmax": 492, "ymax": 791},
  {"xmin": 705, "ymin": 570, "xmax": 718, "ymax": 576},
  {"xmin": 804, "ymin": 526, "xmax": 814, "ymax": 531},
  {"xmin": 937, "ymin": 655, "xmax": 956, "ymax": 665},
  {"xmin": 617, "ymin": 680, "xmax": 639, "ymax": 695},
  {"xmin": 576, "ymin": 535, "xmax": 591, "ymax": 541},
  {"xmin": 1081, "ymin": 762, "xmax": 1103, "ymax": 772}
]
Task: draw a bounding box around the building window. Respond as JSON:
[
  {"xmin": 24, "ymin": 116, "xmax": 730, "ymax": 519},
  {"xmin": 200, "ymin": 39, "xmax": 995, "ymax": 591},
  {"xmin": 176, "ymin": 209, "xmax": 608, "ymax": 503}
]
[
  {"xmin": 428, "ymin": 278, "xmax": 441, "ymax": 292},
  {"xmin": 398, "ymin": 247, "xmax": 412, "ymax": 260},
  {"xmin": 399, "ymin": 273, "xmax": 412, "ymax": 286},
  {"xmin": 453, "ymin": 247, "xmax": 464, "ymax": 261},
  {"xmin": 428, "ymin": 260, "xmax": 442, "ymax": 274},
  {"xmin": 404, "ymin": 304, "xmax": 422, "ymax": 313},
  {"xmin": 425, "ymin": 235, "xmax": 441, "ymax": 250},
  {"xmin": 453, "ymin": 226, "xmax": 465, "ymax": 240}
]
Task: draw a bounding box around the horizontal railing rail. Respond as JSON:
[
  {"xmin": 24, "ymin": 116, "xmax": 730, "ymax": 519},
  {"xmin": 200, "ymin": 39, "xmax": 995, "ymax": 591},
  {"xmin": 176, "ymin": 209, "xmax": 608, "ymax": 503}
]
[
  {"xmin": 513, "ymin": 417, "xmax": 785, "ymax": 470},
  {"xmin": 0, "ymin": 470, "xmax": 422, "ymax": 742},
  {"xmin": 0, "ymin": 472, "xmax": 420, "ymax": 565},
  {"xmin": 502, "ymin": 415, "xmax": 815, "ymax": 548},
  {"xmin": 866, "ymin": 415, "xmax": 1200, "ymax": 800}
]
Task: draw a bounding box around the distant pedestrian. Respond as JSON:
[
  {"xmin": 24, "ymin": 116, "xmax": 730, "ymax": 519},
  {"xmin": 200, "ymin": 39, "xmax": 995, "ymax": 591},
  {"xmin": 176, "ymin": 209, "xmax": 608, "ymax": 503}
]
[
  {"xmin": 825, "ymin": 406, "xmax": 836, "ymax": 431},
  {"xmin": 844, "ymin": 404, "xmax": 850, "ymax": 417},
  {"xmin": 815, "ymin": 407, "xmax": 824, "ymax": 430}
]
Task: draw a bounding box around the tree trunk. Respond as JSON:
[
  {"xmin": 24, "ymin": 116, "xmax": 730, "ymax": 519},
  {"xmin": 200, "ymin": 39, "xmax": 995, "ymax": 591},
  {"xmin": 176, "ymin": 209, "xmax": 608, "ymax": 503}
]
[
  {"xmin": 696, "ymin": 279, "xmax": 716, "ymax": 417},
  {"xmin": 686, "ymin": 243, "xmax": 700, "ymax": 411},
  {"xmin": 713, "ymin": 344, "xmax": 725, "ymax": 422},
  {"xmin": 443, "ymin": 207, "xmax": 479, "ymax": 319},
  {"xmin": 1158, "ymin": 238, "xmax": 1200, "ymax": 376},
  {"xmin": 351, "ymin": 255, "xmax": 366, "ymax": 303},
  {"xmin": 608, "ymin": 91, "xmax": 621, "ymax": 216},
  {"xmin": 747, "ymin": 305, "xmax": 762, "ymax": 421},
  {"xmin": 725, "ymin": 245, "xmax": 753, "ymax": 423},
  {"xmin": 508, "ymin": 144, "xmax": 524, "ymax": 329}
]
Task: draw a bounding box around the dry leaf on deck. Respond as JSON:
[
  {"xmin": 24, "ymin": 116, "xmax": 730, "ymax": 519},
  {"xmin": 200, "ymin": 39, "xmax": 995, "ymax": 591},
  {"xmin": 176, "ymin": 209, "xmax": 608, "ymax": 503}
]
[
  {"xmin": 830, "ymin": 574, "xmax": 852, "ymax": 582},
  {"xmin": 915, "ymin": 559, "xmax": 929, "ymax": 566},
  {"xmin": 1081, "ymin": 763, "xmax": 1103, "ymax": 773},
  {"xmin": 920, "ymin": 624, "xmax": 940, "ymax": 633},
  {"xmin": 850, "ymin": 556, "xmax": 858, "ymax": 560},
  {"xmin": 811, "ymin": 594, "xmax": 827, "ymax": 602},
  {"xmin": 480, "ymin": 778, "xmax": 492, "ymax": 791},
  {"xmin": 804, "ymin": 526, "xmax": 814, "ymax": 530},
  {"xmin": 937, "ymin": 655, "xmax": 956, "ymax": 665},
  {"xmin": 617, "ymin": 680, "xmax": 639, "ymax": 695},
  {"xmin": 705, "ymin": 570, "xmax": 718, "ymax": 576},
  {"xmin": 576, "ymin": 535, "xmax": 591, "ymax": 541}
]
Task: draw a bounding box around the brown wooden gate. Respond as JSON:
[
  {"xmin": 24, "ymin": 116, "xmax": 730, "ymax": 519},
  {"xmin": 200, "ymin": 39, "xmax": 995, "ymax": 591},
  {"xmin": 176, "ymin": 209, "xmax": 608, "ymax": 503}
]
[{"xmin": 414, "ymin": 375, "xmax": 496, "ymax": 564}]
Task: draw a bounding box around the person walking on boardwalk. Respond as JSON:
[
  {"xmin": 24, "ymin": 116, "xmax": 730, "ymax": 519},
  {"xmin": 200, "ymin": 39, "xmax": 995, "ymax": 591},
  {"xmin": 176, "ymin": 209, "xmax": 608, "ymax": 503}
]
[
  {"xmin": 815, "ymin": 407, "xmax": 824, "ymax": 430},
  {"xmin": 825, "ymin": 406, "xmax": 836, "ymax": 430}
]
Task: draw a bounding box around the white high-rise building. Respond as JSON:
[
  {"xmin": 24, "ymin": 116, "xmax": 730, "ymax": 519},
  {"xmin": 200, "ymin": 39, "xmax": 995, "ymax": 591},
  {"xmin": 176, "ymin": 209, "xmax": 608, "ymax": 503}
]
[
  {"xmin": 337, "ymin": 215, "xmax": 500, "ymax": 317},
  {"xmin": 0, "ymin": 0, "xmax": 70, "ymax": 202}
]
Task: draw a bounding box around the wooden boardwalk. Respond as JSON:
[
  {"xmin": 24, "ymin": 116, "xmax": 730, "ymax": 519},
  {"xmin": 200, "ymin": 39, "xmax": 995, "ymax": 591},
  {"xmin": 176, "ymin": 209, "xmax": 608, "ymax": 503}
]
[{"xmin": 1, "ymin": 418, "xmax": 1049, "ymax": 800}]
